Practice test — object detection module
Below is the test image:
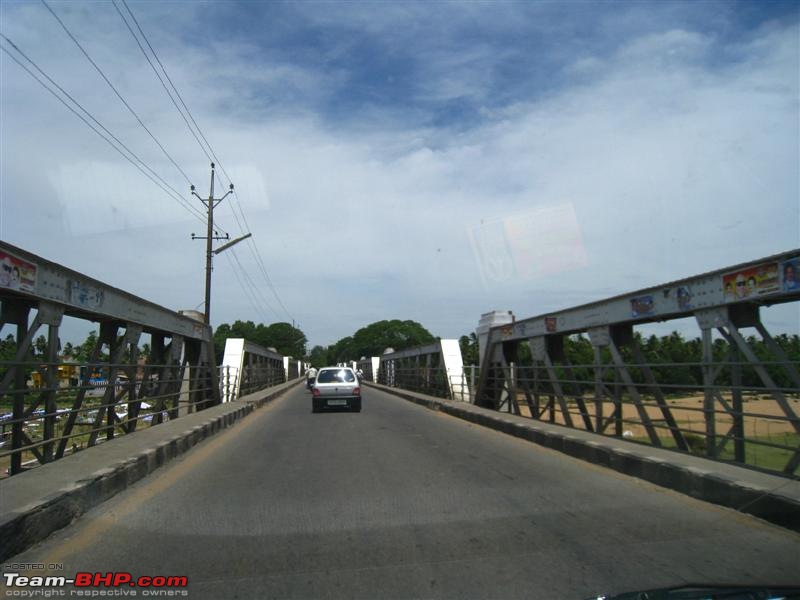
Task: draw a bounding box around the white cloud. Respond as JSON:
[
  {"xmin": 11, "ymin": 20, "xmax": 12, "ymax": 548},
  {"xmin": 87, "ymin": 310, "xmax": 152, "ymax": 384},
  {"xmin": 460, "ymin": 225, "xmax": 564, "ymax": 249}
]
[{"xmin": 1, "ymin": 4, "xmax": 798, "ymax": 347}]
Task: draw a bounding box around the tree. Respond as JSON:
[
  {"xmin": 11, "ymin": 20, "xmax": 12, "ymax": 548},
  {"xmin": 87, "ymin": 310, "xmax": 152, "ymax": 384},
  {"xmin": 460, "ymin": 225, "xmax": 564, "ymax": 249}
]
[
  {"xmin": 262, "ymin": 322, "xmax": 307, "ymax": 358},
  {"xmin": 213, "ymin": 321, "xmax": 307, "ymax": 362},
  {"xmin": 326, "ymin": 336, "xmax": 355, "ymax": 365},
  {"xmin": 308, "ymin": 345, "xmax": 327, "ymax": 368},
  {"xmin": 325, "ymin": 320, "xmax": 436, "ymax": 364},
  {"xmin": 459, "ymin": 333, "xmax": 479, "ymax": 366},
  {"xmin": 0, "ymin": 334, "xmax": 16, "ymax": 380},
  {"xmin": 352, "ymin": 320, "xmax": 434, "ymax": 357},
  {"xmin": 213, "ymin": 323, "xmax": 232, "ymax": 363},
  {"xmin": 71, "ymin": 331, "xmax": 108, "ymax": 363},
  {"xmin": 33, "ymin": 335, "xmax": 48, "ymax": 358}
]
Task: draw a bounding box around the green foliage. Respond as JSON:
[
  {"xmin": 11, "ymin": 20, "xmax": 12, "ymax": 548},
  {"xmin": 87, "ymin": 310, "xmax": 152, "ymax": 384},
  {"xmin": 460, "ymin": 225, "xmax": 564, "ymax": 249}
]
[
  {"xmin": 325, "ymin": 336, "xmax": 354, "ymax": 366},
  {"xmin": 33, "ymin": 335, "xmax": 48, "ymax": 358},
  {"xmin": 0, "ymin": 334, "xmax": 16, "ymax": 363},
  {"xmin": 459, "ymin": 333, "xmax": 479, "ymax": 365},
  {"xmin": 72, "ymin": 330, "xmax": 101, "ymax": 363},
  {"xmin": 0, "ymin": 334, "xmax": 17, "ymax": 380},
  {"xmin": 325, "ymin": 320, "xmax": 436, "ymax": 365},
  {"xmin": 483, "ymin": 331, "xmax": 800, "ymax": 393},
  {"xmin": 683, "ymin": 433, "xmax": 707, "ymax": 454},
  {"xmin": 308, "ymin": 345, "xmax": 327, "ymax": 368},
  {"xmin": 213, "ymin": 320, "xmax": 307, "ymax": 362}
]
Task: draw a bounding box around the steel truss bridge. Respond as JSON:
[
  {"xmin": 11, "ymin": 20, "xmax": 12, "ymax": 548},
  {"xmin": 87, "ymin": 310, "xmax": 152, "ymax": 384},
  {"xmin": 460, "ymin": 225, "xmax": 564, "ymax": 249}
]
[
  {"xmin": 364, "ymin": 250, "xmax": 800, "ymax": 478},
  {"xmin": 1, "ymin": 240, "xmax": 799, "ymax": 598},
  {"xmin": 0, "ymin": 241, "xmax": 302, "ymax": 477}
]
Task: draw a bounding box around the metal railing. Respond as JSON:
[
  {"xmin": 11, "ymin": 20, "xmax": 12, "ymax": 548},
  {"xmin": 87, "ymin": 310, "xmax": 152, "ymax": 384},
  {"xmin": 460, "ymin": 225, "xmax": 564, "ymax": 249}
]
[
  {"xmin": 476, "ymin": 355, "xmax": 799, "ymax": 475},
  {"xmin": 0, "ymin": 241, "xmax": 219, "ymax": 477},
  {"xmin": 450, "ymin": 366, "xmax": 479, "ymax": 402},
  {"xmin": 0, "ymin": 357, "xmax": 216, "ymax": 478},
  {"xmin": 377, "ymin": 365, "xmax": 452, "ymax": 399},
  {"xmin": 375, "ymin": 340, "xmax": 467, "ymax": 400},
  {"xmin": 219, "ymin": 338, "xmax": 295, "ymax": 402},
  {"xmin": 235, "ymin": 363, "xmax": 287, "ymax": 397},
  {"xmin": 476, "ymin": 249, "xmax": 800, "ymax": 477}
]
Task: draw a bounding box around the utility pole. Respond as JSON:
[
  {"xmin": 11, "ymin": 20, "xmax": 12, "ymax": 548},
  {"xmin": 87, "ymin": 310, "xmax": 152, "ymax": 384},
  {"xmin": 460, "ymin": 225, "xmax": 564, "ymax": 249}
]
[{"xmin": 191, "ymin": 163, "xmax": 233, "ymax": 325}]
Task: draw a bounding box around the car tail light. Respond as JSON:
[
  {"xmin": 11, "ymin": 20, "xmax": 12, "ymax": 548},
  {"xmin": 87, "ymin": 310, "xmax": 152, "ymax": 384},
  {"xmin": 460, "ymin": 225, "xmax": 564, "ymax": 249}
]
[
  {"xmin": 312, "ymin": 388, "xmax": 320, "ymax": 397},
  {"xmin": 353, "ymin": 387, "xmax": 361, "ymax": 396}
]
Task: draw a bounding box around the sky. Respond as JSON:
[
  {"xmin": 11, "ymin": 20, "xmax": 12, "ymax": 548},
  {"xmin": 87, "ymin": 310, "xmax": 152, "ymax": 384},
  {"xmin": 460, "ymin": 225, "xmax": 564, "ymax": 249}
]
[{"xmin": 1, "ymin": 0, "xmax": 799, "ymax": 350}]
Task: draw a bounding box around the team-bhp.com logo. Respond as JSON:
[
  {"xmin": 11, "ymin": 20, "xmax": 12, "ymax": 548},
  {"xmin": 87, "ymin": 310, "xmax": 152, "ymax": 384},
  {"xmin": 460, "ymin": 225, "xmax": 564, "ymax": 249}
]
[{"xmin": 3, "ymin": 572, "xmax": 188, "ymax": 596}]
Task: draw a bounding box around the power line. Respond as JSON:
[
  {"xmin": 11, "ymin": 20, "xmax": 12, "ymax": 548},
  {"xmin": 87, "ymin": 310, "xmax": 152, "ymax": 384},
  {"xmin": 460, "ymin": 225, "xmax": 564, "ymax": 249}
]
[
  {"xmin": 230, "ymin": 247, "xmax": 282, "ymax": 321},
  {"xmin": 0, "ymin": 37, "xmax": 207, "ymax": 226},
  {"xmin": 112, "ymin": 0, "xmax": 214, "ymax": 166},
  {"xmin": 229, "ymin": 248, "xmax": 282, "ymax": 321},
  {"xmin": 245, "ymin": 228, "xmax": 295, "ymax": 320},
  {"xmin": 111, "ymin": 0, "xmax": 295, "ymax": 325},
  {"xmin": 40, "ymin": 0, "xmax": 195, "ymax": 188},
  {"xmin": 223, "ymin": 251, "xmax": 272, "ymax": 324},
  {"xmin": 121, "ymin": 0, "xmax": 219, "ymax": 168}
]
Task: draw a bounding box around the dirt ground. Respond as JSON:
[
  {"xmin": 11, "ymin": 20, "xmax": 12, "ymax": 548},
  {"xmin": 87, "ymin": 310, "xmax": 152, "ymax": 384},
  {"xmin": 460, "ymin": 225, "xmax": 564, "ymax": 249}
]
[{"xmin": 514, "ymin": 393, "xmax": 800, "ymax": 439}]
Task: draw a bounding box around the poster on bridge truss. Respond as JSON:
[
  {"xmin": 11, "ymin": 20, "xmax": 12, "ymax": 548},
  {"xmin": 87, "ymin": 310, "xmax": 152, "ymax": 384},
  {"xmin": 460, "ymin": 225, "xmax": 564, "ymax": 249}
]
[
  {"xmin": 723, "ymin": 261, "xmax": 779, "ymax": 302},
  {"xmin": 781, "ymin": 257, "xmax": 799, "ymax": 292},
  {"xmin": 630, "ymin": 294, "xmax": 655, "ymax": 317},
  {"xmin": 0, "ymin": 250, "xmax": 37, "ymax": 293}
]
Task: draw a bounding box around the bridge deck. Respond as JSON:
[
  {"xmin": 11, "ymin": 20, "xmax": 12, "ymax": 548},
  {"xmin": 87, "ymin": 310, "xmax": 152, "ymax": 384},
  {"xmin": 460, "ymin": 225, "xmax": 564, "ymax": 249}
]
[
  {"xmin": 4, "ymin": 384, "xmax": 799, "ymax": 599},
  {"xmin": 368, "ymin": 382, "xmax": 800, "ymax": 530}
]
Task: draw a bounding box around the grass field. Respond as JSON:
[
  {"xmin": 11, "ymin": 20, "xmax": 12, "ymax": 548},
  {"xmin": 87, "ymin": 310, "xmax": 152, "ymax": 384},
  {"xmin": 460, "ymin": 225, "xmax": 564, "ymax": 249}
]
[
  {"xmin": 639, "ymin": 432, "xmax": 800, "ymax": 473},
  {"xmin": 514, "ymin": 393, "xmax": 800, "ymax": 475}
]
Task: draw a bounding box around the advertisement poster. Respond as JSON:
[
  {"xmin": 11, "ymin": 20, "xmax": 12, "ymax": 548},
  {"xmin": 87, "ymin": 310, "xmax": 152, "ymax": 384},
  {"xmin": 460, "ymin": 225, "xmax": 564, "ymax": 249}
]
[
  {"xmin": 677, "ymin": 286, "xmax": 692, "ymax": 310},
  {"xmin": 631, "ymin": 295, "xmax": 654, "ymax": 317},
  {"xmin": 68, "ymin": 280, "xmax": 104, "ymax": 309},
  {"xmin": 0, "ymin": 250, "xmax": 37, "ymax": 293},
  {"xmin": 781, "ymin": 257, "xmax": 799, "ymax": 292},
  {"xmin": 723, "ymin": 262, "xmax": 779, "ymax": 302}
]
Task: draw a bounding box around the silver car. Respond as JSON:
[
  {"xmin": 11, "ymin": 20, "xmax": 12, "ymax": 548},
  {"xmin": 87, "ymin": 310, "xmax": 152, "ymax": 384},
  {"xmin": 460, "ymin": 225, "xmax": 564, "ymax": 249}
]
[{"xmin": 311, "ymin": 367, "xmax": 362, "ymax": 413}]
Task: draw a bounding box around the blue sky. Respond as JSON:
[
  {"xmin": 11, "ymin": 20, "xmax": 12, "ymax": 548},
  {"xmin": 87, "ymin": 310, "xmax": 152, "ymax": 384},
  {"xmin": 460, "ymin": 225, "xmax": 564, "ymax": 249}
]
[{"xmin": 1, "ymin": 0, "xmax": 798, "ymax": 350}]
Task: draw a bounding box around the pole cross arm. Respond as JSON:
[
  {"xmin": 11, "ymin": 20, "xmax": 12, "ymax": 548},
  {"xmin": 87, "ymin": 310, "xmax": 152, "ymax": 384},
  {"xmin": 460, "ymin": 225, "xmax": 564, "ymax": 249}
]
[{"xmin": 213, "ymin": 233, "xmax": 252, "ymax": 255}]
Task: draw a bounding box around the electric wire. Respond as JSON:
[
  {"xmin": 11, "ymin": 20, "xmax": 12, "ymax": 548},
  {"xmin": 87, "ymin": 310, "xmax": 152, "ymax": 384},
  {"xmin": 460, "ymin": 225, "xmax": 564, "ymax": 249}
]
[
  {"xmin": 112, "ymin": 0, "xmax": 296, "ymax": 325},
  {"xmin": 223, "ymin": 252, "xmax": 271, "ymax": 325},
  {"xmin": 112, "ymin": 0, "xmax": 214, "ymax": 165},
  {"xmin": 0, "ymin": 38, "xmax": 207, "ymax": 227},
  {"xmin": 225, "ymin": 248, "xmax": 281, "ymax": 324},
  {"xmin": 114, "ymin": 1, "xmax": 294, "ymax": 323},
  {"xmin": 40, "ymin": 0, "xmax": 195, "ymax": 188},
  {"xmin": 121, "ymin": 0, "xmax": 218, "ymax": 166},
  {"xmin": 229, "ymin": 248, "xmax": 282, "ymax": 321}
]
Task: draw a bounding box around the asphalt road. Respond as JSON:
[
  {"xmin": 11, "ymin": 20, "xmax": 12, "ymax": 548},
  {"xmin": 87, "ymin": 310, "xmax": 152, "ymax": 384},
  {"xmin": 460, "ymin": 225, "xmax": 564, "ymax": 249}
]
[{"xmin": 7, "ymin": 385, "xmax": 800, "ymax": 599}]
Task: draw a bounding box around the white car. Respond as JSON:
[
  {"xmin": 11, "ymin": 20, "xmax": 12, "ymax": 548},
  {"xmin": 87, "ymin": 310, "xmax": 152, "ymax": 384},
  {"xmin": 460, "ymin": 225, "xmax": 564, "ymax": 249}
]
[{"xmin": 311, "ymin": 367, "xmax": 362, "ymax": 413}]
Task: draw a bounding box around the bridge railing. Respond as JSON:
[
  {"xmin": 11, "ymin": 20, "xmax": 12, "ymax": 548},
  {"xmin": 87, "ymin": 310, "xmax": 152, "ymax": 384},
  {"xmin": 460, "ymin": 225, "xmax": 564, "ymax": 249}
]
[
  {"xmin": 375, "ymin": 340, "xmax": 468, "ymax": 400},
  {"xmin": 448, "ymin": 365, "xmax": 479, "ymax": 403},
  {"xmin": 0, "ymin": 241, "xmax": 218, "ymax": 477},
  {"xmin": 220, "ymin": 339, "xmax": 303, "ymax": 402},
  {"xmin": 476, "ymin": 249, "xmax": 800, "ymax": 477},
  {"xmin": 356, "ymin": 357, "xmax": 380, "ymax": 382}
]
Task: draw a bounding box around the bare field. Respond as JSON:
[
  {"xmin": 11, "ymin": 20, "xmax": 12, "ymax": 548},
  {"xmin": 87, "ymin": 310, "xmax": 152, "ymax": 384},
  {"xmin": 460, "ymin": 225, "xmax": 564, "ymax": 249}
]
[{"xmin": 515, "ymin": 394, "xmax": 800, "ymax": 439}]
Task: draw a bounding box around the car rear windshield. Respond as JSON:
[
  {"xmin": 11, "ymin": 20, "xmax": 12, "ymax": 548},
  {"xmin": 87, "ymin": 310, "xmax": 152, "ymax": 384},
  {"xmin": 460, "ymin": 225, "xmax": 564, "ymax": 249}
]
[{"xmin": 316, "ymin": 369, "xmax": 356, "ymax": 383}]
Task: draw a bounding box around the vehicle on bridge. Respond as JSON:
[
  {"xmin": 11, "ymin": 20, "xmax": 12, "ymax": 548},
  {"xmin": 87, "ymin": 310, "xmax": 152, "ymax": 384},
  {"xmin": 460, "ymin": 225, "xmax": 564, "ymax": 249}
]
[{"xmin": 311, "ymin": 367, "xmax": 362, "ymax": 413}]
